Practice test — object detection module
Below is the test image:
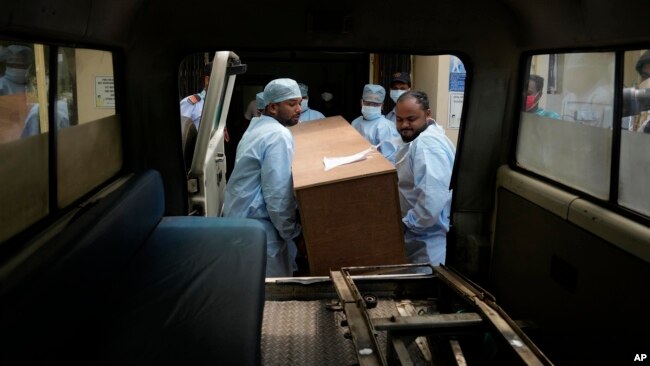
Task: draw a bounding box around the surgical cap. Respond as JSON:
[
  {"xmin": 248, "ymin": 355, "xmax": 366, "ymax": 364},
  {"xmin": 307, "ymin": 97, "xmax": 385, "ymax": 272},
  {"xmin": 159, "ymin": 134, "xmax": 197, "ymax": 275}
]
[
  {"xmin": 362, "ymin": 84, "xmax": 385, "ymax": 103},
  {"xmin": 298, "ymin": 83, "xmax": 308, "ymax": 97},
  {"xmin": 263, "ymin": 78, "xmax": 302, "ymax": 104},
  {"xmin": 256, "ymin": 92, "xmax": 266, "ymax": 110},
  {"xmin": 5, "ymin": 45, "xmax": 33, "ymax": 67}
]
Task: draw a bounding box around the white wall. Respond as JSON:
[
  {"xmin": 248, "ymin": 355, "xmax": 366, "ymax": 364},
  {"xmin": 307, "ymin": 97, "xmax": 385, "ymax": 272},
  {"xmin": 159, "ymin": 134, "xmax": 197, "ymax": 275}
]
[
  {"xmin": 75, "ymin": 49, "xmax": 115, "ymax": 124},
  {"xmin": 413, "ymin": 55, "xmax": 460, "ymax": 146}
]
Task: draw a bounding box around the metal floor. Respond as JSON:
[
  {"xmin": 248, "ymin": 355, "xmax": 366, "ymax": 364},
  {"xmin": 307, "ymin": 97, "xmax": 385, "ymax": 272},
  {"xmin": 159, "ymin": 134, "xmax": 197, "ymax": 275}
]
[{"xmin": 261, "ymin": 299, "xmax": 432, "ymax": 366}]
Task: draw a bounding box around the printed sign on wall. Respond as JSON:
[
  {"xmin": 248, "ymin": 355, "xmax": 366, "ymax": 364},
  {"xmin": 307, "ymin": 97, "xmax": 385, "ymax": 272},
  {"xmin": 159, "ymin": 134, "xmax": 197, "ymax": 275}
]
[
  {"xmin": 95, "ymin": 76, "xmax": 115, "ymax": 108},
  {"xmin": 448, "ymin": 92, "xmax": 463, "ymax": 129}
]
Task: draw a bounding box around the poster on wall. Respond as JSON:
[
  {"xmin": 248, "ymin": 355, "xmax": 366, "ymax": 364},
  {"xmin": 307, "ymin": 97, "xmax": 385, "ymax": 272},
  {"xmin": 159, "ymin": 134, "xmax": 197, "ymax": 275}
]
[
  {"xmin": 448, "ymin": 56, "xmax": 465, "ymax": 129},
  {"xmin": 448, "ymin": 92, "xmax": 463, "ymax": 129},
  {"xmin": 449, "ymin": 56, "xmax": 466, "ymax": 92},
  {"xmin": 95, "ymin": 76, "xmax": 115, "ymax": 108}
]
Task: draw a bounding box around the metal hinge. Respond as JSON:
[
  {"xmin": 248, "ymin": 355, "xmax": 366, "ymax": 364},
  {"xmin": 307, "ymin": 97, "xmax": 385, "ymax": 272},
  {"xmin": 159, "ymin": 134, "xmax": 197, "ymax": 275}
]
[{"xmin": 187, "ymin": 178, "xmax": 199, "ymax": 193}]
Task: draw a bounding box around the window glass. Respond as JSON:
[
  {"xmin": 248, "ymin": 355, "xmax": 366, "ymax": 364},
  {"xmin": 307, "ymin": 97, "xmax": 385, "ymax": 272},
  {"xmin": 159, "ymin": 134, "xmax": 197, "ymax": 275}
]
[
  {"xmin": 1, "ymin": 44, "xmax": 121, "ymax": 243},
  {"xmin": 57, "ymin": 47, "xmax": 121, "ymax": 208},
  {"xmin": 516, "ymin": 52, "xmax": 615, "ymax": 199},
  {"xmin": 0, "ymin": 42, "xmax": 50, "ymax": 243},
  {"xmin": 619, "ymin": 49, "xmax": 650, "ymax": 217}
]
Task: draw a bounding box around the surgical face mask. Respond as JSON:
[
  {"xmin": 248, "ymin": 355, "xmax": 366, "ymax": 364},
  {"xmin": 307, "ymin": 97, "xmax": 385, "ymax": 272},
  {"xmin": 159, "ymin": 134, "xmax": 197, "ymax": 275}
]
[
  {"xmin": 321, "ymin": 92, "xmax": 333, "ymax": 102},
  {"xmin": 390, "ymin": 89, "xmax": 406, "ymax": 103},
  {"xmin": 525, "ymin": 94, "xmax": 539, "ymax": 111},
  {"xmin": 639, "ymin": 78, "xmax": 650, "ymax": 89},
  {"xmin": 361, "ymin": 105, "xmax": 381, "ymax": 120},
  {"xmin": 300, "ymin": 99, "xmax": 309, "ymax": 111},
  {"xmin": 5, "ymin": 67, "xmax": 28, "ymax": 84}
]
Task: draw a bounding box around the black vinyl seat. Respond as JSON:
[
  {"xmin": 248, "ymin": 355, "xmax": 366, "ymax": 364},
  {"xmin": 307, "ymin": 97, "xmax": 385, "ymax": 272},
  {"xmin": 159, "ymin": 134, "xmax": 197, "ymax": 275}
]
[{"xmin": 1, "ymin": 170, "xmax": 267, "ymax": 366}]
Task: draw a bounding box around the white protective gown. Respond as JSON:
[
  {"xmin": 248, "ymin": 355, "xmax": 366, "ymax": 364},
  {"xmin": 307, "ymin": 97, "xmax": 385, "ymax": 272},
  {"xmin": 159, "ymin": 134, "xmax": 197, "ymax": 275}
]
[
  {"xmin": 394, "ymin": 125, "xmax": 455, "ymax": 266},
  {"xmin": 351, "ymin": 114, "xmax": 401, "ymax": 164},
  {"xmin": 223, "ymin": 115, "xmax": 301, "ymax": 277}
]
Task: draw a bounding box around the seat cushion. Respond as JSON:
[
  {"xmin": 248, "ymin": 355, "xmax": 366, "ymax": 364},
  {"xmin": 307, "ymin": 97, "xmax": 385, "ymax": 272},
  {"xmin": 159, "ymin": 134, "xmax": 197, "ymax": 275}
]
[{"xmin": 101, "ymin": 217, "xmax": 267, "ymax": 366}]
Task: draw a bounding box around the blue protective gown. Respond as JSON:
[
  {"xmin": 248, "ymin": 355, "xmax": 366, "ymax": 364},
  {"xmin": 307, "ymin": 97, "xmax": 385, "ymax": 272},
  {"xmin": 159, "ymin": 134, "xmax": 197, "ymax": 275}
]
[
  {"xmin": 179, "ymin": 89, "xmax": 206, "ymax": 130},
  {"xmin": 385, "ymin": 107, "xmax": 397, "ymax": 123},
  {"xmin": 21, "ymin": 101, "xmax": 70, "ymax": 137},
  {"xmin": 0, "ymin": 76, "xmax": 28, "ymax": 96},
  {"xmin": 299, "ymin": 107, "xmax": 326, "ymax": 122},
  {"xmin": 394, "ymin": 125, "xmax": 455, "ymax": 266},
  {"xmin": 223, "ymin": 115, "xmax": 301, "ymax": 277},
  {"xmin": 351, "ymin": 114, "xmax": 401, "ymax": 164}
]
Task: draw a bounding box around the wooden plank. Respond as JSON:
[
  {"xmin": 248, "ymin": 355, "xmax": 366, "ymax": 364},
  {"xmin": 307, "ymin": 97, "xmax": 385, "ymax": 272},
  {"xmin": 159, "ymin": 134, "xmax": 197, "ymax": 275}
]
[
  {"xmin": 373, "ymin": 313, "xmax": 483, "ymax": 331},
  {"xmin": 33, "ymin": 44, "xmax": 48, "ymax": 133}
]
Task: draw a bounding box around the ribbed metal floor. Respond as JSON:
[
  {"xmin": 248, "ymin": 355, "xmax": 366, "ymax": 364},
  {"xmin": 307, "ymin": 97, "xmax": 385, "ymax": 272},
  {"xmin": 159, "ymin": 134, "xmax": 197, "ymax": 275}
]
[{"xmin": 262, "ymin": 299, "xmax": 433, "ymax": 365}]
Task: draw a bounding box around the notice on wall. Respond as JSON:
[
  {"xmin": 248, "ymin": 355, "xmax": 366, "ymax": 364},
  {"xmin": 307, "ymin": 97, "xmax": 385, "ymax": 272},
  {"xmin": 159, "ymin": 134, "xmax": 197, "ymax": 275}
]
[
  {"xmin": 449, "ymin": 56, "xmax": 466, "ymax": 92},
  {"xmin": 95, "ymin": 76, "xmax": 115, "ymax": 108},
  {"xmin": 448, "ymin": 92, "xmax": 463, "ymax": 129}
]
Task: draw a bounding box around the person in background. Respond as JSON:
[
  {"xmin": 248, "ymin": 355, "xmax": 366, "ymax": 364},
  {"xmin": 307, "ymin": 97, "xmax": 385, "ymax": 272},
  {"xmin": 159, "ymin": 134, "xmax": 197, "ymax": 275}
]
[
  {"xmin": 255, "ymin": 91, "xmax": 267, "ymax": 116},
  {"xmin": 394, "ymin": 91, "xmax": 455, "ymax": 267},
  {"xmin": 636, "ymin": 50, "xmax": 650, "ymax": 82},
  {"xmin": 351, "ymin": 84, "xmax": 400, "ymax": 163},
  {"xmin": 223, "ymin": 78, "xmax": 303, "ymax": 277},
  {"xmin": 21, "ymin": 100, "xmax": 70, "ymax": 137},
  {"xmin": 243, "ymin": 99, "xmax": 259, "ymax": 122},
  {"xmin": 634, "ymin": 50, "xmax": 650, "ymax": 133},
  {"xmin": 525, "ymin": 74, "xmax": 561, "ymax": 119},
  {"xmin": 385, "ymin": 71, "xmax": 411, "ymax": 122},
  {"xmin": 318, "ymin": 89, "xmax": 340, "ymax": 117},
  {"xmin": 11, "ymin": 47, "xmax": 70, "ymax": 138},
  {"xmin": 298, "ymin": 83, "xmax": 325, "ymax": 122},
  {"xmin": 0, "ymin": 45, "xmax": 33, "ymax": 96},
  {"xmin": 242, "ymin": 92, "xmax": 267, "ymax": 130},
  {"xmin": 180, "ymin": 62, "xmax": 212, "ymax": 130}
]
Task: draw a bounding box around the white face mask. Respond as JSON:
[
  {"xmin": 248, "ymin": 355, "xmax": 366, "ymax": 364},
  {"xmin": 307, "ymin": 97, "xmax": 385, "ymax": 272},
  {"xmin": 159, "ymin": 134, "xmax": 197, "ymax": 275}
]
[
  {"xmin": 639, "ymin": 78, "xmax": 650, "ymax": 89},
  {"xmin": 390, "ymin": 89, "xmax": 407, "ymax": 103},
  {"xmin": 321, "ymin": 92, "xmax": 333, "ymax": 102},
  {"xmin": 5, "ymin": 67, "xmax": 28, "ymax": 84},
  {"xmin": 361, "ymin": 105, "xmax": 381, "ymax": 120},
  {"xmin": 300, "ymin": 99, "xmax": 309, "ymax": 111}
]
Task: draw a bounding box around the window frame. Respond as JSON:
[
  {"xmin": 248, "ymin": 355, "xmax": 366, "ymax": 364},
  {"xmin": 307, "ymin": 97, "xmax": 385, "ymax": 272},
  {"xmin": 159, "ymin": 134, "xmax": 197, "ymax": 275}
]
[
  {"xmin": 511, "ymin": 46, "xmax": 650, "ymax": 226},
  {"xmin": 0, "ymin": 38, "xmax": 125, "ymax": 257}
]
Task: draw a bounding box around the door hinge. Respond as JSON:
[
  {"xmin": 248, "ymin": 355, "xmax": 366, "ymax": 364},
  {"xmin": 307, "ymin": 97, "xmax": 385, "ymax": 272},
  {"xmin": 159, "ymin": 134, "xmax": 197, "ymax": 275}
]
[{"xmin": 187, "ymin": 178, "xmax": 199, "ymax": 193}]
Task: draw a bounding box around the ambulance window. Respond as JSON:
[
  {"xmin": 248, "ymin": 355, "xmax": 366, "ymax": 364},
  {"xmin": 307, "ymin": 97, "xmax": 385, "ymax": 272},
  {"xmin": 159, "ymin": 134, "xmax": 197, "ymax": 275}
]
[
  {"xmin": 0, "ymin": 42, "xmax": 50, "ymax": 243},
  {"xmin": 56, "ymin": 47, "xmax": 121, "ymax": 208},
  {"xmin": 619, "ymin": 49, "xmax": 650, "ymax": 217},
  {"xmin": 0, "ymin": 44, "xmax": 121, "ymax": 244},
  {"xmin": 516, "ymin": 52, "xmax": 615, "ymax": 200}
]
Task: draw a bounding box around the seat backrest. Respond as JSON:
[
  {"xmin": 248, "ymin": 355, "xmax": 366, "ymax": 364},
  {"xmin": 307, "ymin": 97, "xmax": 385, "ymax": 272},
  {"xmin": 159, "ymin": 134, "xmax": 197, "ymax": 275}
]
[{"xmin": 0, "ymin": 169, "xmax": 166, "ymax": 364}]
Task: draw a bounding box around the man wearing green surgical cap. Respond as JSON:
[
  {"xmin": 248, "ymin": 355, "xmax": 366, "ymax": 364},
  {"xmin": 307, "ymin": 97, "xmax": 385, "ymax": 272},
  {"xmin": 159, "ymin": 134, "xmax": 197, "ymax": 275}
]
[{"xmin": 224, "ymin": 78, "xmax": 303, "ymax": 277}]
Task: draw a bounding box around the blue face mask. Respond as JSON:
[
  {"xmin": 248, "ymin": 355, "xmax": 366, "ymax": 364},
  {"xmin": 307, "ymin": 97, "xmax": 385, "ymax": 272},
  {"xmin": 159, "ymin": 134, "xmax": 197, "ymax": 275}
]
[
  {"xmin": 300, "ymin": 99, "xmax": 309, "ymax": 111},
  {"xmin": 5, "ymin": 67, "xmax": 28, "ymax": 84},
  {"xmin": 390, "ymin": 89, "xmax": 406, "ymax": 103},
  {"xmin": 361, "ymin": 105, "xmax": 381, "ymax": 120}
]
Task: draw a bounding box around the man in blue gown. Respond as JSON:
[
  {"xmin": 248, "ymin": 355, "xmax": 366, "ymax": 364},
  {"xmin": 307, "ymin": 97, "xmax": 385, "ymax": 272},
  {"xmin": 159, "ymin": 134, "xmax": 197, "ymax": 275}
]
[{"xmin": 223, "ymin": 78, "xmax": 303, "ymax": 277}]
